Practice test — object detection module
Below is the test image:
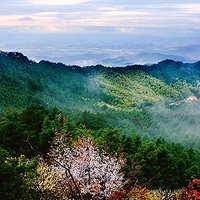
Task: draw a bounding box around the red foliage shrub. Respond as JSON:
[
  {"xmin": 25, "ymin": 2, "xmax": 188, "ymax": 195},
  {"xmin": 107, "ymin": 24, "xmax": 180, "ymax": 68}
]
[
  {"xmin": 181, "ymin": 177, "xmax": 200, "ymax": 200},
  {"xmin": 109, "ymin": 189, "xmax": 126, "ymax": 200},
  {"xmin": 127, "ymin": 185, "xmax": 149, "ymax": 200}
]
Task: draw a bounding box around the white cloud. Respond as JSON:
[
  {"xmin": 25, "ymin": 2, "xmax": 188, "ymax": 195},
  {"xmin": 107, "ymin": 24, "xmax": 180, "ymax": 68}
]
[
  {"xmin": 0, "ymin": 0, "xmax": 200, "ymax": 35},
  {"xmin": 18, "ymin": 17, "xmax": 34, "ymax": 21},
  {"xmin": 172, "ymin": 3, "xmax": 200, "ymax": 13},
  {"xmin": 30, "ymin": 0, "xmax": 89, "ymax": 5},
  {"xmin": 117, "ymin": 27, "xmax": 135, "ymax": 33}
]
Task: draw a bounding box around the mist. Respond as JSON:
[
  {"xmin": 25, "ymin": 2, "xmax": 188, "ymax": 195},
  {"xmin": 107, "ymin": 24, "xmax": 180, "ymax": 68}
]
[{"xmin": 146, "ymin": 100, "xmax": 200, "ymax": 148}]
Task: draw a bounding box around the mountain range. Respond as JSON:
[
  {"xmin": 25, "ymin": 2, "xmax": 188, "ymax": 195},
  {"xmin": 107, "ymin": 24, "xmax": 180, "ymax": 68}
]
[
  {"xmin": 1, "ymin": 50, "xmax": 200, "ymax": 148},
  {"xmin": 101, "ymin": 52, "xmax": 195, "ymax": 66}
]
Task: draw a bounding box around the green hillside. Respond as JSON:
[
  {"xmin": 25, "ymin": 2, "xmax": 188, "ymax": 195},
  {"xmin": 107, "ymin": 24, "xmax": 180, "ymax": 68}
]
[
  {"xmin": 1, "ymin": 51, "xmax": 200, "ymax": 146},
  {"xmin": 1, "ymin": 51, "xmax": 199, "ymax": 113}
]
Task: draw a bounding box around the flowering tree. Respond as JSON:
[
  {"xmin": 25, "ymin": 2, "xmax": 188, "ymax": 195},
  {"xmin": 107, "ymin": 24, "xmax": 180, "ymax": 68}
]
[
  {"xmin": 23, "ymin": 158, "xmax": 69, "ymax": 199},
  {"xmin": 49, "ymin": 133, "xmax": 126, "ymax": 199}
]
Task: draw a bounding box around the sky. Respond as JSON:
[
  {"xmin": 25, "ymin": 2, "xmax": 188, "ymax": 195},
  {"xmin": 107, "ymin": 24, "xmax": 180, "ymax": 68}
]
[{"xmin": 0, "ymin": 0, "xmax": 200, "ymax": 66}]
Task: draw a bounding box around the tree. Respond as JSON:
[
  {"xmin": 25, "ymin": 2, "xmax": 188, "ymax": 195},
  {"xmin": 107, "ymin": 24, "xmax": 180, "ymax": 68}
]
[
  {"xmin": 0, "ymin": 147, "xmax": 37, "ymax": 200},
  {"xmin": 23, "ymin": 158, "xmax": 69, "ymax": 199},
  {"xmin": 48, "ymin": 133, "xmax": 126, "ymax": 199}
]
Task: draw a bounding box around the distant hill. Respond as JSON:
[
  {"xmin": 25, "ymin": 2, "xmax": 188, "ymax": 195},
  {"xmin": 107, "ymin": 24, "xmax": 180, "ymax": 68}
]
[
  {"xmin": 131, "ymin": 52, "xmax": 195, "ymax": 64},
  {"xmin": 99, "ymin": 52, "xmax": 195, "ymax": 66},
  {"xmin": 174, "ymin": 44, "xmax": 200, "ymax": 61},
  {"xmin": 101, "ymin": 56, "xmax": 132, "ymax": 66}
]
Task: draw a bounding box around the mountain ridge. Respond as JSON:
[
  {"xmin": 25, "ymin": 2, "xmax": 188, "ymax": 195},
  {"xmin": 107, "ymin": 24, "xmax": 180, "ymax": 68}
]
[{"xmin": 1, "ymin": 50, "xmax": 199, "ymax": 68}]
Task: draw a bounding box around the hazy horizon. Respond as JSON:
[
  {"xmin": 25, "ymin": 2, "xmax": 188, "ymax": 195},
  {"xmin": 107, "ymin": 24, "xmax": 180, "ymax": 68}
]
[{"xmin": 1, "ymin": 0, "xmax": 200, "ymax": 66}]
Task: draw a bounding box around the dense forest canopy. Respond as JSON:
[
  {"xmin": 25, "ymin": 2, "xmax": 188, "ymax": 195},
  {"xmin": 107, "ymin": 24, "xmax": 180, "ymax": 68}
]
[{"xmin": 1, "ymin": 51, "xmax": 200, "ymax": 199}]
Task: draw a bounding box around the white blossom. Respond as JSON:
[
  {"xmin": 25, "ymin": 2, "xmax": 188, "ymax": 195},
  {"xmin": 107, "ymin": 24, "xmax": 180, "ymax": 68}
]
[{"xmin": 49, "ymin": 134, "xmax": 126, "ymax": 199}]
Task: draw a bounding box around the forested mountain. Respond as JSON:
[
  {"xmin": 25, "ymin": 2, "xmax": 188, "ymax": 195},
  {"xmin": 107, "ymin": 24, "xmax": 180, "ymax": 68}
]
[
  {"xmin": 1, "ymin": 51, "xmax": 200, "ymax": 199},
  {"xmin": 1, "ymin": 51, "xmax": 200, "ymax": 112},
  {"xmin": 1, "ymin": 51, "xmax": 200, "ymax": 147}
]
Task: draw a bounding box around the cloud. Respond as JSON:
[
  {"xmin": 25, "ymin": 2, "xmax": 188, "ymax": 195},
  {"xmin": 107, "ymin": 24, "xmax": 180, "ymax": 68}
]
[
  {"xmin": 0, "ymin": 0, "xmax": 200, "ymax": 35},
  {"xmin": 30, "ymin": 0, "xmax": 90, "ymax": 5},
  {"xmin": 117, "ymin": 27, "xmax": 135, "ymax": 33},
  {"xmin": 18, "ymin": 17, "xmax": 34, "ymax": 21},
  {"xmin": 172, "ymin": 3, "xmax": 200, "ymax": 13}
]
